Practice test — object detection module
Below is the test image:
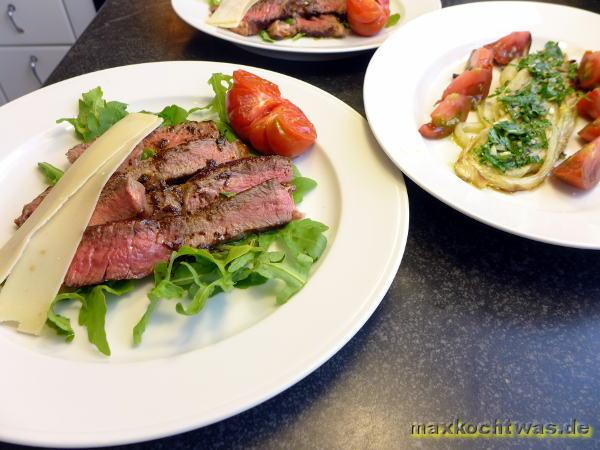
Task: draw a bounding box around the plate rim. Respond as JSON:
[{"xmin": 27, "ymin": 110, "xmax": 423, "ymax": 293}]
[
  {"xmin": 0, "ymin": 60, "xmax": 410, "ymax": 447},
  {"xmin": 364, "ymin": 0, "xmax": 600, "ymax": 249}
]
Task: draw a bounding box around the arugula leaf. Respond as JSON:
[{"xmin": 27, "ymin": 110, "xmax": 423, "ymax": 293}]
[
  {"xmin": 46, "ymin": 281, "xmax": 134, "ymax": 356},
  {"xmin": 201, "ymin": 73, "xmax": 237, "ymax": 142},
  {"xmin": 208, "ymin": 0, "xmax": 220, "ymax": 7},
  {"xmin": 386, "ymin": 13, "xmax": 401, "ymax": 28},
  {"xmin": 56, "ymin": 87, "xmax": 128, "ymax": 142},
  {"xmin": 37, "ymin": 162, "xmax": 64, "ymax": 186},
  {"xmin": 259, "ymin": 30, "xmax": 275, "ymax": 43},
  {"xmin": 133, "ymin": 219, "xmax": 328, "ymax": 343},
  {"xmin": 157, "ymin": 104, "xmax": 201, "ymax": 127},
  {"xmin": 291, "ymin": 33, "xmax": 305, "ymax": 41},
  {"xmin": 291, "ymin": 164, "xmax": 317, "ymax": 204},
  {"xmin": 220, "ymin": 191, "xmax": 236, "ymax": 198},
  {"xmin": 141, "ymin": 147, "xmax": 156, "ymax": 160},
  {"xmin": 284, "ymin": 18, "xmax": 295, "ymax": 25}
]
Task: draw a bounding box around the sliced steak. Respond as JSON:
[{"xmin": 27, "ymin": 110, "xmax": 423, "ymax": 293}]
[
  {"xmin": 267, "ymin": 14, "xmax": 347, "ymax": 39},
  {"xmin": 65, "ymin": 121, "xmax": 219, "ymax": 164},
  {"xmin": 146, "ymin": 156, "xmax": 293, "ymax": 217},
  {"xmin": 16, "ymin": 121, "xmax": 248, "ymax": 228},
  {"xmin": 131, "ymin": 137, "xmax": 250, "ymax": 190},
  {"xmin": 232, "ymin": 0, "xmax": 346, "ymax": 36},
  {"xmin": 64, "ymin": 180, "xmax": 295, "ymax": 287}
]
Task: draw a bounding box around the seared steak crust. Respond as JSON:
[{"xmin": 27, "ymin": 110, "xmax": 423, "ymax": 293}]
[
  {"xmin": 267, "ymin": 14, "xmax": 347, "ymax": 39},
  {"xmin": 146, "ymin": 155, "xmax": 293, "ymax": 217},
  {"xmin": 231, "ymin": 0, "xmax": 347, "ymax": 36},
  {"xmin": 64, "ymin": 181, "xmax": 295, "ymax": 287}
]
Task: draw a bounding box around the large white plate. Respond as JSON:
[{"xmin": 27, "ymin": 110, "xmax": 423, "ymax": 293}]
[
  {"xmin": 0, "ymin": 61, "xmax": 408, "ymax": 447},
  {"xmin": 365, "ymin": 2, "xmax": 600, "ymax": 249},
  {"xmin": 171, "ymin": 0, "xmax": 440, "ymax": 60}
]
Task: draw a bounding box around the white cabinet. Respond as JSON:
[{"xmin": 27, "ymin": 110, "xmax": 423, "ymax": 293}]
[
  {"xmin": 0, "ymin": 0, "xmax": 75, "ymax": 45},
  {"xmin": 0, "ymin": 46, "xmax": 70, "ymax": 99},
  {"xmin": 0, "ymin": 0, "xmax": 96, "ymax": 103}
]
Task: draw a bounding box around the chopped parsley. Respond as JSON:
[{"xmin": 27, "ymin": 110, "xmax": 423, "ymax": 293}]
[{"xmin": 477, "ymin": 42, "xmax": 574, "ymax": 172}]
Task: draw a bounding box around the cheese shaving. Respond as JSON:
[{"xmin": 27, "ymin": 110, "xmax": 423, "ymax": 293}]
[
  {"xmin": 206, "ymin": 0, "xmax": 261, "ymax": 28},
  {"xmin": 0, "ymin": 113, "xmax": 161, "ymax": 334}
]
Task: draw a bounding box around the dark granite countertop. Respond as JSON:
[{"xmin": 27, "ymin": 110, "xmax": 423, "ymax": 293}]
[{"xmin": 9, "ymin": 0, "xmax": 600, "ymax": 449}]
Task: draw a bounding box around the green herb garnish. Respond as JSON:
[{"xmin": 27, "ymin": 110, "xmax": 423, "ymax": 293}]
[
  {"xmin": 291, "ymin": 32, "xmax": 305, "ymax": 41},
  {"xmin": 291, "ymin": 164, "xmax": 317, "ymax": 203},
  {"xmin": 56, "ymin": 87, "xmax": 128, "ymax": 142},
  {"xmin": 259, "ymin": 30, "xmax": 275, "ymax": 43},
  {"xmin": 157, "ymin": 104, "xmax": 200, "ymax": 127},
  {"xmin": 199, "ymin": 73, "xmax": 237, "ymax": 142},
  {"xmin": 219, "ymin": 191, "xmax": 236, "ymax": 198},
  {"xmin": 37, "ymin": 162, "xmax": 64, "ymax": 185},
  {"xmin": 140, "ymin": 147, "xmax": 156, "ymax": 160},
  {"xmin": 386, "ymin": 13, "xmax": 401, "ymax": 28},
  {"xmin": 284, "ymin": 17, "xmax": 295, "ymax": 25}
]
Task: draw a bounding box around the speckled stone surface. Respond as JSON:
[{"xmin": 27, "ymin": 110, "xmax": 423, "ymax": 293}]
[{"xmin": 7, "ymin": 0, "xmax": 600, "ymax": 449}]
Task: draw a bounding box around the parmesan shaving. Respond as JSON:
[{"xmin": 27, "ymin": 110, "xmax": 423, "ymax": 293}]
[
  {"xmin": 206, "ymin": 0, "xmax": 261, "ymax": 28},
  {"xmin": 0, "ymin": 113, "xmax": 161, "ymax": 334}
]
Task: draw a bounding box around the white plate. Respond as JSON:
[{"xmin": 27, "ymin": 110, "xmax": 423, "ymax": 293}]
[
  {"xmin": 0, "ymin": 61, "xmax": 408, "ymax": 447},
  {"xmin": 365, "ymin": 1, "xmax": 600, "ymax": 249},
  {"xmin": 171, "ymin": 0, "xmax": 440, "ymax": 60}
]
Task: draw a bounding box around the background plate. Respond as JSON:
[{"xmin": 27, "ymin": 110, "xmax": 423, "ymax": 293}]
[
  {"xmin": 364, "ymin": 1, "xmax": 600, "ymax": 249},
  {"xmin": 171, "ymin": 0, "xmax": 441, "ymax": 60},
  {"xmin": 0, "ymin": 61, "xmax": 408, "ymax": 447}
]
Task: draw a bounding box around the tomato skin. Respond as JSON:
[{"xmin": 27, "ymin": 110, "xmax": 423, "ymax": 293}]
[
  {"xmin": 485, "ymin": 31, "xmax": 532, "ymax": 65},
  {"xmin": 227, "ymin": 70, "xmax": 317, "ymax": 157},
  {"xmin": 347, "ymin": 0, "xmax": 390, "ymax": 37},
  {"xmin": 466, "ymin": 47, "xmax": 495, "ymax": 70},
  {"xmin": 419, "ymin": 94, "xmax": 471, "ymax": 139},
  {"xmin": 578, "ymin": 118, "xmax": 600, "ymax": 142},
  {"xmin": 578, "ymin": 51, "xmax": 600, "ymax": 90},
  {"xmin": 576, "ymin": 88, "xmax": 600, "ymax": 120},
  {"xmin": 553, "ymin": 137, "xmax": 600, "ymax": 190},
  {"xmin": 442, "ymin": 68, "xmax": 493, "ymax": 105}
]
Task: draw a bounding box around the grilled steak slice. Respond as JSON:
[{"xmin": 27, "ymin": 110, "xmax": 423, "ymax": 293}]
[
  {"xmin": 146, "ymin": 156, "xmax": 293, "ymax": 217},
  {"xmin": 15, "ymin": 175, "xmax": 147, "ymax": 228},
  {"xmin": 267, "ymin": 14, "xmax": 347, "ymax": 39},
  {"xmin": 15, "ymin": 121, "xmax": 249, "ymax": 227},
  {"xmin": 65, "ymin": 121, "xmax": 219, "ymax": 164},
  {"xmin": 130, "ymin": 137, "xmax": 250, "ymax": 190},
  {"xmin": 64, "ymin": 181, "xmax": 295, "ymax": 287},
  {"xmin": 232, "ymin": 0, "xmax": 346, "ymax": 36}
]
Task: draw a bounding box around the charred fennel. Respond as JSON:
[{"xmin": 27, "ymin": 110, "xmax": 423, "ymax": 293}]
[{"xmin": 453, "ymin": 42, "xmax": 578, "ymax": 192}]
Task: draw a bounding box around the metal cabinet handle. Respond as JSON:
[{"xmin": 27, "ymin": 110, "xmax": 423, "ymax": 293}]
[
  {"xmin": 7, "ymin": 4, "xmax": 24, "ymax": 33},
  {"xmin": 29, "ymin": 55, "xmax": 43, "ymax": 85}
]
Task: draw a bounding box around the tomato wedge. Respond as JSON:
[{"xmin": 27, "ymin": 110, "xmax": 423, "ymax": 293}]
[
  {"xmin": 466, "ymin": 47, "xmax": 495, "ymax": 70},
  {"xmin": 347, "ymin": 0, "xmax": 390, "ymax": 37},
  {"xmin": 485, "ymin": 31, "xmax": 532, "ymax": 66},
  {"xmin": 576, "ymin": 88, "xmax": 600, "ymax": 120},
  {"xmin": 553, "ymin": 137, "xmax": 600, "ymax": 190},
  {"xmin": 227, "ymin": 70, "xmax": 317, "ymax": 157},
  {"xmin": 578, "ymin": 51, "xmax": 600, "ymax": 90},
  {"xmin": 442, "ymin": 68, "xmax": 493, "ymax": 106},
  {"xmin": 579, "ymin": 118, "xmax": 600, "ymax": 142},
  {"xmin": 419, "ymin": 93, "xmax": 471, "ymax": 139}
]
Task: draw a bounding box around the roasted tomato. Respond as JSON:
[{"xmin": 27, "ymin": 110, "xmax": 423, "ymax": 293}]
[
  {"xmin": 578, "ymin": 51, "xmax": 600, "ymax": 90},
  {"xmin": 466, "ymin": 47, "xmax": 495, "ymax": 70},
  {"xmin": 576, "ymin": 88, "xmax": 600, "ymax": 120},
  {"xmin": 442, "ymin": 68, "xmax": 493, "ymax": 106},
  {"xmin": 227, "ymin": 70, "xmax": 317, "ymax": 157},
  {"xmin": 579, "ymin": 118, "xmax": 600, "ymax": 142},
  {"xmin": 347, "ymin": 0, "xmax": 390, "ymax": 37},
  {"xmin": 485, "ymin": 31, "xmax": 532, "ymax": 65},
  {"xmin": 553, "ymin": 137, "xmax": 600, "ymax": 190},
  {"xmin": 419, "ymin": 93, "xmax": 471, "ymax": 139}
]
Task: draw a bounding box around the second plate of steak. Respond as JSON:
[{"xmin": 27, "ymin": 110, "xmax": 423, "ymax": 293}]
[{"xmin": 64, "ymin": 180, "xmax": 295, "ymax": 287}]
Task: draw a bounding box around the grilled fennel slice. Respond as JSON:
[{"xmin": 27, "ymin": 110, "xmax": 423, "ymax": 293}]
[{"xmin": 454, "ymin": 43, "xmax": 578, "ymax": 192}]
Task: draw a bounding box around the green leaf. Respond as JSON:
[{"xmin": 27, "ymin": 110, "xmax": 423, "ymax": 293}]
[
  {"xmin": 37, "ymin": 162, "xmax": 64, "ymax": 186},
  {"xmin": 79, "ymin": 286, "xmax": 111, "ymax": 356},
  {"xmin": 291, "ymin": 32, "xmax": 305, "ymax": 41},
  {"xmin": 281, "ymin": 219, "xmax": 329, "ymax": 261},
  {"xmin": 201, "ymin": 73, "xmax": 238, "ymax": 142},
  {"xmin": 157, "ymin": 104, "xmax": 191, "ymax": 127},
  {"xmin": 132, "ymin": 296, "xmax": 160, "ymax": 346},
  {"xmin": 259, "ymin": 30, "xmax": 275, "ymax": 43},
  {"xmin": 220, "ymin": 191, "xmax": 236, "ymax": 198},
  {"xmin": 291, "ymin": 164, "xmax": 317, "ymax": 204},
  {"xmin": 284, "ymin": 17, "xmax": 295, "ymax": 25},
  {"xmin": 141, "ymin": 147, "xmax": 156, "ymax": 160},
  {"xmin": 386, "ymin": 13, "xmax": 401, "ymax": 28},
  {"xmin": 46, "ymin": 292, "xmax": 85, "ymax": 342},
  {"xmin": 57, "ymin": 87, "xmax": 129, "ymax": 142}
]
